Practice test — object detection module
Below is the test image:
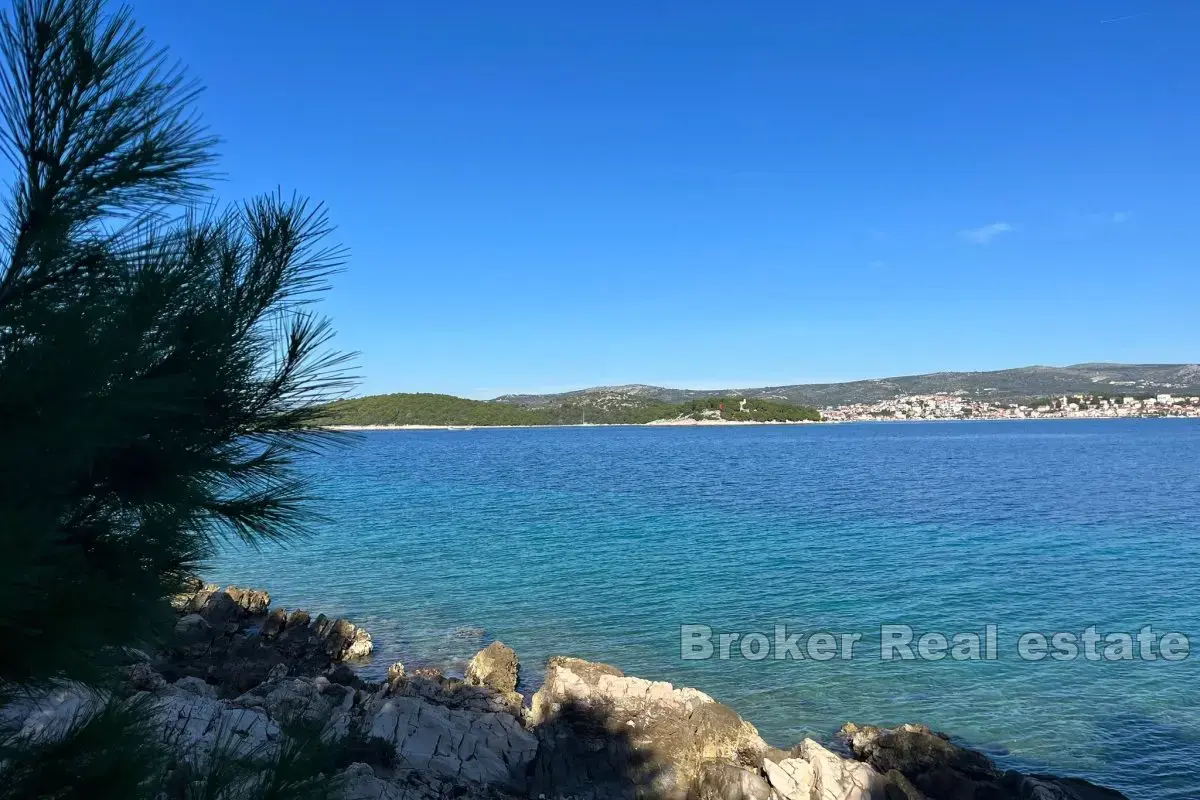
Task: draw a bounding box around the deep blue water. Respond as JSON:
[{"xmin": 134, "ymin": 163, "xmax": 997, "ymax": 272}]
[{"xmin": 209, "ymin": 420, "xmax": 1200, "ymax": 798}]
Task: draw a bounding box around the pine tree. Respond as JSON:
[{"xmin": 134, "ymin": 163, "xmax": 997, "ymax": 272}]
[
  {"xmin": 0, "ymin": 0, "xmax": 352, "ymax": 689},
  {"xmin": 0, "ymin": 1, "xmax": 357, "ymax": 796}
]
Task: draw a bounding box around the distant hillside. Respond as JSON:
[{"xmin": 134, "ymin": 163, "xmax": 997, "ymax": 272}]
[
  {"xmin": 495, "ymin": 364, "xmax": 1200, "ymax": 408},
  {"xmin": 320, "ymin": 393, "xmax": 820, "ymax": 427}
]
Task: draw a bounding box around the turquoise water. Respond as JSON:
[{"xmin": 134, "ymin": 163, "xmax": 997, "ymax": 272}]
[{"xmin": 209, "ymin": 420, "xmax": 1200, "ymax": 798}]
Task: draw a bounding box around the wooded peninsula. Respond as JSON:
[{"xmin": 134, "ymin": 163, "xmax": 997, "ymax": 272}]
[{"xmin": 319, "ymin": 393, "xmax": 822, "ymax": 427}]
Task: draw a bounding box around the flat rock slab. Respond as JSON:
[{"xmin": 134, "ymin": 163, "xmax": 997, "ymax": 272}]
[{"xmin": 367, "ymin": 694, "xmax": 536, "ymax": 791}]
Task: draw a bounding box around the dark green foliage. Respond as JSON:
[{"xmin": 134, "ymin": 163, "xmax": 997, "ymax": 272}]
[
  {"xmin": 0, "ymin": 0, "xmax": 354, "ymax": 796},
  {"xmin": 680, "ymin": 396, "xmax": 822, "ymax": 422},
  {"xmin": 0, "ymin": 0, "xmax": 351, "ymax": 689},
  {"xmin": 320, "ymin": 392, "xmax": 821, "ymax": 426}
]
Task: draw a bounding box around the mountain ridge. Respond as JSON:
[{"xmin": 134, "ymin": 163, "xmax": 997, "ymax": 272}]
[{"xmin": 493, "ymin": 363, "xmax": 1200, "ymax": 408}]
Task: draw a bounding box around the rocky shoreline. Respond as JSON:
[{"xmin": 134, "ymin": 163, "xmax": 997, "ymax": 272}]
[{"xmin": 8, "ymin": 585, "xmax": 1130, "ymax": 800}]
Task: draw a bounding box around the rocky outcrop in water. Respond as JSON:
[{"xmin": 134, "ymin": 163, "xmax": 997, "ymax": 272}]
[
  {"xmin": 839, "ymin": 723, "xmax": 1129, "ymax": 800},
  {"xmin": 3, "ymin": 585, "xmax": 1131, "ymax": 800},
  {"xmin": 526, "ymin": 655, "xmax": 768, "ymax": 798},
  {"xmin": 161, "ymin": 583, "xmax": 373, "ymax": 694}
]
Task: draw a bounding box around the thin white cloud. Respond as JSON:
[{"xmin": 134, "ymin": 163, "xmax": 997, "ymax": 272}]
[
  {"xmin": 1111, "ymin": 210, "xmax": 1132, "ymax": 223},
  {"xmin": 1100, "ymin": 13, "xmax": 1147, "ymax": 24},
  {"xmin": 959, "ymin": 222, "xmax": 1016, "ymax": 245}
]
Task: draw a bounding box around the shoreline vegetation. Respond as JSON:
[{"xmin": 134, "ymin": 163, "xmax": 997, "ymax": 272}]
[
  {"xmin": 323, "ymin": 415, "xmax": 1199, "ymax": 431},
  {"xmin": 318, "ymin": 389, "xmax": 1200, "ymax": 430},
  {"xmin": 318, "ymin": 392, "xmax": 823, "ymax": 428},
  {"xmin": 325, "ymin": 418, "xmax": 824, "ymax": 430}
]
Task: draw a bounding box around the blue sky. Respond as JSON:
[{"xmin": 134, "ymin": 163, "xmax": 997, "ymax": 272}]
[{"xmin": 130, "ymin": 1, "xmax": 1198, "ymax": 398}]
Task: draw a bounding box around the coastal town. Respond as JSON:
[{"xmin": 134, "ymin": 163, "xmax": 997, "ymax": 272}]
[{"xmin": 821, "ymin": 392, "xmax": 1200, "ymax": 422}]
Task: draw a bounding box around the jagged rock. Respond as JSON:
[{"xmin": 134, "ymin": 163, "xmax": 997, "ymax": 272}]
[
  {"xmin": 344, "ymin": 627, "xmax": 374, "ymax": 660},
  {"xmin": 261, "ymin": 607, "xmax": 287, "ymax": 639},
  {"xmin": 197, "ymin": 590, "xmax": 243, "ymax": 626},
  {"xmin": 411, "ymin": 666, "xmax": 443, "ymax": 679},
  {"xmin": 312, "ymin": 615, "xmax": 373, "ymax": 661},
  {"xmin": 881, "ymin": 770, "xmax": 925, "ymax": 800},
  {"xmin": 692, "ymin": 761, "xmax": 773, "ymax": 800},
  {"xmin": 388, "ymin": 668, "xmax": 523, "ymax": 715},
  {"xmin": 839, "ymin": 724, "xmax": 1128, "ymax": 800},
  {"xmin": 364, "ymin": 693, "xmax": 537, "ymax": 790},
  {"xmin": 234, "ymin": 675, "xmax": 355, "ymax": 736},
  {"xmin": 466, "ymin": 641, "xmax": 520, "ymax": 694},
  {"xmin": 286, "ymin": 609, "xmax": 311, "ymax": 629},
  {"xmin": 158, "ymin": 592, "xmax": 375, "ymax": 697},
  {"xmin": 225, "ymin": 586, "xmax": 270, "ymax": 615},
  {"xmin": 527, "ymin": 656, "xmax": 767, "ymax": 799},
  {"xmin": 171, "ymin": 676, "xmax": 217, "ymax": 698},
  {"xmin": 127, "ymin": 662, "xmax": 167, "ymax": 693},
  {"xmin": 339, "ymin": 762, "xmax": 520, "ymax": 800},
  {"xmin": 327, "ymin": 663, "xmax": 365, "ymax": 689},
  {"xmin": 764, "ymin": 739, "xmax": 888, "ymax": 800},
  {"xmin": 339, "ymin": 763, "xmax": 407, "ymax": 800},
  {"xmin": 171, "ymin": 582, "xmax": 220, "ymax": 612},
  {"xmin": 149, "ymin": 585, "xmax": 1129, "ymax": 800},
  {"xmin": 174, "ymin": 613, "xmax": 211, "ymax": 642},
  {"xmin": 149, "ymin": 690, "xmax": 280, "ymax": 764}
]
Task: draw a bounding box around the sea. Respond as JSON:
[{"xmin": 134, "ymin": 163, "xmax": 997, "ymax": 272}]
[{"xmin": 207, "ymin": 419, "xmax": 1200, "ymax": 798}]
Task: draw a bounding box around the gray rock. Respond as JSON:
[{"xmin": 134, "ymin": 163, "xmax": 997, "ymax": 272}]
[
  {"xmin": 150, "ymin": 691, "xmax": 280, "ymax": 764},
  {"xmin": 365, "ymin": 693, "xmax": 537, "ymax": 790},
  {"xmin": 693, "ymin": 761, "xmax": 773, "ymax": 800},
  {"xmin": 314, "ymin": 616, "xmax": 374, "ymax": 662},
  {"xmin": 174, "ymin": 613, "xmax": 211, "ymax": 641},
  {"xmin": 127, "ymin": 662, "xmax": 167, "ymax": 693},
  {"xmin": 339, "ymin": 763, "xmax": 406, "ymax": 800},
  {"xmin": 233, "ymin": 675, "xmax": 355, "ymax": 737},
  {"xmin": 225, "ymin": 586, "xmax": 271, "ymax": 615},
  {"xmin": 286, "ymin": 609, "xmax": 311, "ymax": 629},
  {"xmin": 261, "ymin": 608, "xmax": 287, "ymax": 639},
  {"xmin": 171, "ymin": 582, "xmax": 220, "ymax": 612},
  {"xmin": 338, "ymin": 761, "xmax": 521, "ymax": 800},
  {"xmin": 171, "ymin": 676, "xmax": 216, "ymax": 698},
  {"xmin": 388, "ymin": 669, "xmax": 520, "ymax": 715},
  {"xmin": 775, "ymin": 739, "xmax": 888, "ymax": 800}
]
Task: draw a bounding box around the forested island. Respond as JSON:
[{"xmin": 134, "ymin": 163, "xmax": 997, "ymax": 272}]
[{"xmin": 319, "ymin": 393, "xmax": 822, "ymax": 427}]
